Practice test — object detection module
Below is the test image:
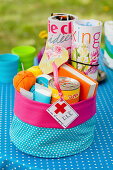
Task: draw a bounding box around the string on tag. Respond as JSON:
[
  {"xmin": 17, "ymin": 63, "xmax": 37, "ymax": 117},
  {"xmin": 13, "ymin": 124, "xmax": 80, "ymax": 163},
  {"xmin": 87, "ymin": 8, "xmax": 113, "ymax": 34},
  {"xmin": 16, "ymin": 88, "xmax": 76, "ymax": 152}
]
[
  {"xmin": 69, "ymin": 59, "xmax": 99, "ymax": 67},
  {"xmin": 52, "ymin": 62, "xmax": 63, "ymax": 101}
]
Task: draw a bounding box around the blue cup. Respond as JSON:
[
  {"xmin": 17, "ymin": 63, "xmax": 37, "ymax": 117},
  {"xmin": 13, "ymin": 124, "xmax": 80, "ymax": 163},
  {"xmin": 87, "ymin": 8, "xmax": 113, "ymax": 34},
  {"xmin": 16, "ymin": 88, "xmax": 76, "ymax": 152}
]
[{"xmin": 0, "ymin": 54, "xmax": 19, "ymax": 83}]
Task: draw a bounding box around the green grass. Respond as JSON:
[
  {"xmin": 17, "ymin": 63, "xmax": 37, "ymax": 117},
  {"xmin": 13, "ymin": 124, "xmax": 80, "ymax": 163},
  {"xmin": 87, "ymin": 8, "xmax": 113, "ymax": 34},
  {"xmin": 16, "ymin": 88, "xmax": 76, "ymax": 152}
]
[{"xmin": 0, "ymin": 0, "xmax": 113, "ymax": 54}]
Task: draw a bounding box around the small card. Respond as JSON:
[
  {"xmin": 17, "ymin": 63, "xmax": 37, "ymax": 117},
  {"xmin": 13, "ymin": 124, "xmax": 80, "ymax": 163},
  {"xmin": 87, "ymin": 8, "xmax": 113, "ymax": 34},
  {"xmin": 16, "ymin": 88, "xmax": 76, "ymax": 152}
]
[
  {"xmin": 46, "ymin": 99, "xmax": 79, "ymax": 128},
  {"xmin": 20, "ymin": 88, "xmax": 33, "ymax": 100},
  {"xmin": 39, "ymin": 41, "xmax": 69, "ymax": 74}
]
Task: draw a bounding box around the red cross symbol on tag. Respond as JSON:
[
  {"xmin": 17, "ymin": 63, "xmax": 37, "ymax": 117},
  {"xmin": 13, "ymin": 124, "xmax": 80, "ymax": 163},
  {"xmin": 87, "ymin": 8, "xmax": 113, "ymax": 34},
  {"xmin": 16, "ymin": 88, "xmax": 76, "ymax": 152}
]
[
  {"xmin": 47, "ymin": 99, "xmax": 79, "ymax": 128},
  {"xmin": 54, "ymin": 103, "xmax": 67, "ymax": 114}
]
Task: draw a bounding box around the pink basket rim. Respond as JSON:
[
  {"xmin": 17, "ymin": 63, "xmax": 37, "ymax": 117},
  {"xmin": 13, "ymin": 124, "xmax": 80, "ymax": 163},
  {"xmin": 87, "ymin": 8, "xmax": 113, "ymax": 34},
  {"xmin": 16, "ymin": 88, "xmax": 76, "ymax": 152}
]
[{"xmin": 14, "ymin": 90, "xmax": 96, "ymax": 129}]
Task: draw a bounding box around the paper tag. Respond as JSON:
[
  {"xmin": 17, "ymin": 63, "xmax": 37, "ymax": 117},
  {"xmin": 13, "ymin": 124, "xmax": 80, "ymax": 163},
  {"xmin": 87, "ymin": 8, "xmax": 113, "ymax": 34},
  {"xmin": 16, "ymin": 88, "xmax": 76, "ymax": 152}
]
[
  {"xmin": 46, "ymin": 99, "xmax": 79, "ymax": 128},
  {"xmin": 39, "ymin": 41, "xmax": 69, "ymax": 74}
]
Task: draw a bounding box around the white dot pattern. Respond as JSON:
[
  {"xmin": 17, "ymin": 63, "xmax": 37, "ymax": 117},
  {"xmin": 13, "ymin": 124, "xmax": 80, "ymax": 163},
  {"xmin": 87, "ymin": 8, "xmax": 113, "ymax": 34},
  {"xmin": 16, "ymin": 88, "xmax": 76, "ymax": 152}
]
[
  {"xmin": 10, "ymin": 114, "xmax": 95, "ymax": 158},
  {"xmin": 0, "ymin": 50, "xmax": 113, "ymax": 169}
]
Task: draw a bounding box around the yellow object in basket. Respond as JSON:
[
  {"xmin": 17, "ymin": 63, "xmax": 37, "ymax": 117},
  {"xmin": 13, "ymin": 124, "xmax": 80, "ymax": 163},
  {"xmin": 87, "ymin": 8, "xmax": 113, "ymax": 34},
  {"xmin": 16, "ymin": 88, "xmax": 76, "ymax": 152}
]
[
  {"xmin": 48, "ymin": 77, "xmax": 80, "ymax": 104},
  {"xmin": 27, "ymin": 66, "xmax": 43, "ymax": 77}
]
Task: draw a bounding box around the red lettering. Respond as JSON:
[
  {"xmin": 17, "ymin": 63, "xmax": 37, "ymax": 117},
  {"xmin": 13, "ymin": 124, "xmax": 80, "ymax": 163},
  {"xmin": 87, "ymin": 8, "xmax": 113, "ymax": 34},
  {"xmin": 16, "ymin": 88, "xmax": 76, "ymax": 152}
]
[
  {"xmin": 51, "ymin": 25, "xmax": 58, "ymax": 33},
  {"xmin": 93, "ymin": 32, "xmax": 100, "ymax": 49},
  {"xmin": 49, "ymin": 21, "xmax": 72, "ymax": 34},
  {"xmin": 73, "ymin": 30, "xmax": 76, "ymax": 42},
  {"xmin": 69, "ymin": 22, "xmax": 72, "ymax": 33},
  {"xmin": 48, "ymin": 20, "xmax": 50, "ymax": 32},
  {"xmin": 61, "ymin": 25, "xmax": 68, "ymax": 34}
]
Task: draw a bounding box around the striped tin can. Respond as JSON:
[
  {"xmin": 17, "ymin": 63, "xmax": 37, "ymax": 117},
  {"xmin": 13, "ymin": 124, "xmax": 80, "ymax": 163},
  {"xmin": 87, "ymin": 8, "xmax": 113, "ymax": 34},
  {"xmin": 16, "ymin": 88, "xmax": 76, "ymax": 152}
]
[{"xmin": 48, "ymin": 77, "xmax": 80, "ymax": 104}]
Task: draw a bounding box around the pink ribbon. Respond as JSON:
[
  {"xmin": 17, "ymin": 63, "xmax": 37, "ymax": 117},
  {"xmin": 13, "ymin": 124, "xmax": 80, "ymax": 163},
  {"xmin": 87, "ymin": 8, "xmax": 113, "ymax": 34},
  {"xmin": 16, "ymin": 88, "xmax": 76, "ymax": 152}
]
[{"xmin": 52, "ymin": 62, "xmax": 63, "ymax": 101}]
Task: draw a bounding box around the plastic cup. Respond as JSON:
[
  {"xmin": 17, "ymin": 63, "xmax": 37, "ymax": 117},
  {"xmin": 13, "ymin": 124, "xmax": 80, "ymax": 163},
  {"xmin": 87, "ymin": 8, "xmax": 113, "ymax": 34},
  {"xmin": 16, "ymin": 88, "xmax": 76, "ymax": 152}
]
[
  {"xmin": 12, "ymin": 46, "xmax": 36, "ymax": 71},
  {"xmin": 0, "ymin": 54, "xmax": 19, "ymax": 83}
]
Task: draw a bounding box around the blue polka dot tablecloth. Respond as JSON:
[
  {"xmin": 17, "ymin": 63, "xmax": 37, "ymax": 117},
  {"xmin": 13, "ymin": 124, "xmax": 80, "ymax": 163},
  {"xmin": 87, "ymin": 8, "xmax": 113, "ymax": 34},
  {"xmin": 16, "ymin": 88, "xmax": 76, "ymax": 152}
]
[{"xmin": 0, "ymin": 49, "xmax": 113, "ymax": 170}]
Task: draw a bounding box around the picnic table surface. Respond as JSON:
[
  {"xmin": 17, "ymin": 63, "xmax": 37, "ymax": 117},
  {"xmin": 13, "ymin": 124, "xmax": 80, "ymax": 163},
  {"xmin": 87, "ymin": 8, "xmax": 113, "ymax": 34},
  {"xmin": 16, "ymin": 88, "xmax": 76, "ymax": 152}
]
[{"xmin": 0, "ymin": 50, "xmax": 113, "ymax": 170}]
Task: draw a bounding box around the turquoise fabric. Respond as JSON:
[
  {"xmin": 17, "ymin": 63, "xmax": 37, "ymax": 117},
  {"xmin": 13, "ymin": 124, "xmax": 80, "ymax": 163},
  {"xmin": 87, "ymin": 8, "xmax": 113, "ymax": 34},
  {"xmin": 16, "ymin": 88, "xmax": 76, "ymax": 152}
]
[{"xmin": 10, "ymin": 114, "xmax": 96, "ymax": 158}]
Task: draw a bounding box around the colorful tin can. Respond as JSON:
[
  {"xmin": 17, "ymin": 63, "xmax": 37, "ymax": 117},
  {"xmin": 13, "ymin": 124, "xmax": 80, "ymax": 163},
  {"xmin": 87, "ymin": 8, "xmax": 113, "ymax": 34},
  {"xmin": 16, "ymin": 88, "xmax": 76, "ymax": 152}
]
[
  {"xmin": 48, "ymin": 14, "xmax": 78, "ymax": 58},
  {"xmin": 48, "ymin": 77, "xmax": 80, "ymax": 104}
]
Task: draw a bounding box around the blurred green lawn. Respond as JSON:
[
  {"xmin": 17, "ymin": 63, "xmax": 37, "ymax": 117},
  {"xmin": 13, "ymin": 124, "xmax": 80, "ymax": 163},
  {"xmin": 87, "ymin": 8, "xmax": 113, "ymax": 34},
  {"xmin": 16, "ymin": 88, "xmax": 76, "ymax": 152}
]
[{"xmin": 0, "ymin": 0, "xmax": 113, "ymax": 54}]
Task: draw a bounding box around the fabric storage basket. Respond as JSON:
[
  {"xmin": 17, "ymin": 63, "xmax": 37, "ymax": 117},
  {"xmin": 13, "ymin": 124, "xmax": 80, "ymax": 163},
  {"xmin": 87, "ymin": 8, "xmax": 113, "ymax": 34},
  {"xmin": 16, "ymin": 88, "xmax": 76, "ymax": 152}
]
[{"xmin": 10, "ymin": 90, "xmax": 96, "ymax": 158}]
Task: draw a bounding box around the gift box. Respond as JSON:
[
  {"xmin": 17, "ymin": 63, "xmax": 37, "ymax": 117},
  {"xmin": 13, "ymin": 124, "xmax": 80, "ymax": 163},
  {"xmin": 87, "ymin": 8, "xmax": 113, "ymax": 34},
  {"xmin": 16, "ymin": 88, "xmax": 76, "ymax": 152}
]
[{"xmin": 10, "ymin": 88, "xmax": 96, "ymax": 158}]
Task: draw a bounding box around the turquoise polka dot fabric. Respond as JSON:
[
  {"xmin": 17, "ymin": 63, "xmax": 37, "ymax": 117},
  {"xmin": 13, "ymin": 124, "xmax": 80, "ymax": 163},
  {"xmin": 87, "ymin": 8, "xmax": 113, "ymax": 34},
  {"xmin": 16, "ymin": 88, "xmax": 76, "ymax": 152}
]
[{"xmin": 10, "ymin": 114, "xmax": 96, "ymax": 158}]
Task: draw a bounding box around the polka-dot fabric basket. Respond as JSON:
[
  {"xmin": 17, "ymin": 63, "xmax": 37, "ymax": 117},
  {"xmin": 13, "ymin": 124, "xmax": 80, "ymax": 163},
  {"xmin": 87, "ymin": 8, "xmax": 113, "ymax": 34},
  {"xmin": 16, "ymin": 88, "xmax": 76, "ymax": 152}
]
[{"xmin": 10, "ymin": 90, "xmax": 97, "ymax": 158}]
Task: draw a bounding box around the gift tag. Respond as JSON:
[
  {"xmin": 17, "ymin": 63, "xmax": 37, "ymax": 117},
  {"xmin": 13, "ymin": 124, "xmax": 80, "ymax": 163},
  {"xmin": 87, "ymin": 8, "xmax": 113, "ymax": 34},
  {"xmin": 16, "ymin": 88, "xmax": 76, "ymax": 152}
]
[
  {"xmin": 47, "ymin": 99, "xmax": 79, "ymax": 128},
  {"xmin": 39, "ymin": 41, "xmax": 69, "ymax": 74}
]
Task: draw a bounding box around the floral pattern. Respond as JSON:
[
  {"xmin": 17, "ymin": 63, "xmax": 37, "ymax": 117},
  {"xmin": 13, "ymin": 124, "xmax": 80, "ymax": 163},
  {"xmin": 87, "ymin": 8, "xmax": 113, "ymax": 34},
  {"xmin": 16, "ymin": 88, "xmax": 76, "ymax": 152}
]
[
  {"xmin": 45, "ymin": 44, "xmax": 63, "ymax": 62},
  {"xmin": 54, "ymin": 45, "xmax": 63, "ymax": 54},
  {"xmin": 72, "ymin": 44, "xmax": 99, "ymax": 76},
  {"xmin": 39, "ymin": 41, "xmax": 69, "ymax": 74}
]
